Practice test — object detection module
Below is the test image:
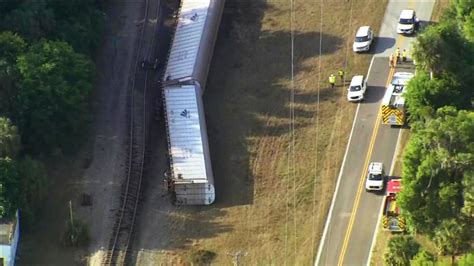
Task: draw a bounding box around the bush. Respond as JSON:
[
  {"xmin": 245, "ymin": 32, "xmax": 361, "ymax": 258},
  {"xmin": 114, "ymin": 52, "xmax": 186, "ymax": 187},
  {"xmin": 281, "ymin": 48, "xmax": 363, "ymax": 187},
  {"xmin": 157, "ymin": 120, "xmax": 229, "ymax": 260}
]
[
  {"xmin": 384, "ymin": 236, "xmax": 420, "ymax": 266},
  {"xmin": 411, "ymin": 250, "xmax": 437, "ymax": 266},
  {"xmin": 189, "ymin": 249, "xmax": 217, "ymax": 265}
]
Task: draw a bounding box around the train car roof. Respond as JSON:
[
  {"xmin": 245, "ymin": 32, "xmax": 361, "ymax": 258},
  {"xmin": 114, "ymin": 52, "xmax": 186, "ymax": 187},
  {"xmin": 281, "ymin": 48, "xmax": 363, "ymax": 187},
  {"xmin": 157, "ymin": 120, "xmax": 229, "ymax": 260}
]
[
  {"xmin": 164, "ymin": 85, "xmax": 210, "ymax": 182},
  {"xmin": 164, "ymin": 0, "xmax": 211, "ymax": 81}
]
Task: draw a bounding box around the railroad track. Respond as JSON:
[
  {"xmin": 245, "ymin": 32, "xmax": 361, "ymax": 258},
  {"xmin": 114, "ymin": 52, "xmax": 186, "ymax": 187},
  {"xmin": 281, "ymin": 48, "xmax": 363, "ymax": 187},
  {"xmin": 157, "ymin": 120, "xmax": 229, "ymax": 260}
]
[{"xmin": 102, "ymin": 0, "xmax": 160, "ymax": 264}]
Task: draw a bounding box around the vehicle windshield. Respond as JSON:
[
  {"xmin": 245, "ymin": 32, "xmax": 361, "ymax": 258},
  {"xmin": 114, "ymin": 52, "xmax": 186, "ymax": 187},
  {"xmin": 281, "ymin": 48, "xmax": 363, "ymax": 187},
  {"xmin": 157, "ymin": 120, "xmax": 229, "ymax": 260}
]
[
  {"xmin": 399, "ymin": 18, "xmax": 413, "ymax": 25},
  {"xmin": 369, "ymin": 174, "xmax": 383, "ymax": 181},
  {"xmin": 350, "ymin": 85, "xmax": 362, "ymax": 92},
  {"xmin": 355, "ymin": 35, "xmax": 369, "ymax": 42}
]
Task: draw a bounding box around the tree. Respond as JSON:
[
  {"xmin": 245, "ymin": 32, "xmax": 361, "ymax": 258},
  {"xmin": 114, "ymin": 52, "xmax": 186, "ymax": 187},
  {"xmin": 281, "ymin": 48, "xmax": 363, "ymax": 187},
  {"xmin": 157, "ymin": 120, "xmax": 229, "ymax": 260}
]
[
  {"xmin": 0, "ymin": 0, "xmax": 105, "ymax": 55},
  {"xmin": 399, "ymin": 107, "xmax": 474, "ymax": 234},
  {"xmin": 14, "ymin": 40, "xmax": 94, "ymax": 153},
  {"xmin": 384, "ymin": 236, "xmax": 420, "ymax": 266},
  {"xmin": 411, "ymin": 250, "xmax": 437, "ymax": 266},
  {"xmin": 0, "ymin": 0, "xmax": 56, "ymax": 41},
  {"xmin": 463, "ymin": 10, "xmax": 474, "ymax": 42},
  {"xmin": 0, "ymin": 32, "xmax": 26, "ymax": 112},
  {"xmin": 0, "ymin": 157, "xmax": 21, "ymax": 218},
  {"xmin": 461, "ymin": 171, "xmax": 474, "ymax": 218},
  {"xmin": 405, "ymin": 72, "xmax": 469, "ymax": 123},
  {"xmin": 0, "ymin": 117, "xmax": 20, "ymax": 158},
  {"xmin": 434, "ymin": 219, "xmax": 471, "ymax": 264},
  {"xmin": 411, "ymin": 20, "xmax": 470, "ymax": 78}
]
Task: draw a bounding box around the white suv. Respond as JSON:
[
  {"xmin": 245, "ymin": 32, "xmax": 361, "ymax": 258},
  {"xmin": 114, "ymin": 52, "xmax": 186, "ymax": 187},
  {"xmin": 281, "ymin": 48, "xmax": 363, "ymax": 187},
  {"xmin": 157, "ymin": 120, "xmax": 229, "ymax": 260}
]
[
  {"xmin": 365, "ymin": 162, "xmax": 385, "ymax": 191},
  {"xmin": 353, "ymin": 26, "xmax": 374, "ymax": 52},
  {"xmin": 397, "ymin": 9, "xmax": 418, "ymax": 34},
  {"xmin": 347, "ymin": 75, "xmax": 367, "ymax": 102}
]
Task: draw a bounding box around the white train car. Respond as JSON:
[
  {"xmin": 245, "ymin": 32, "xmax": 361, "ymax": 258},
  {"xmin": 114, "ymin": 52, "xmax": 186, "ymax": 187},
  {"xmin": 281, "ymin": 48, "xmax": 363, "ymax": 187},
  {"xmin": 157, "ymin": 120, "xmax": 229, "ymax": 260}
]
[{"xmin": 162, "ymin": 0, "xmax": 224, "ymax": 205}]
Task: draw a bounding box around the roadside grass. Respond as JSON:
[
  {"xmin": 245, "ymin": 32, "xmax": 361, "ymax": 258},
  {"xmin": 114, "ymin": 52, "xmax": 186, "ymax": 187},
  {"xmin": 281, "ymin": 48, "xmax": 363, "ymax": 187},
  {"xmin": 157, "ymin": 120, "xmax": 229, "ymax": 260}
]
[
  {"xmin": 431, "ymin": 0, "xmax": 451, "ymax": 22},
  {"xmin": 164, "ymin": 0, "xmax": 388, "ymax": 264}
]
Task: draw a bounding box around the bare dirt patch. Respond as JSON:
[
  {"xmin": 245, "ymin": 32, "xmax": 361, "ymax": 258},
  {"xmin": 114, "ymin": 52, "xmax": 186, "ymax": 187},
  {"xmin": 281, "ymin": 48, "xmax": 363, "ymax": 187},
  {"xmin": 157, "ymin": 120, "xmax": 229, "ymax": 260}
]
[{"xmin": 135, "ymin": 0, "xmax": 388, "ymax": 265}]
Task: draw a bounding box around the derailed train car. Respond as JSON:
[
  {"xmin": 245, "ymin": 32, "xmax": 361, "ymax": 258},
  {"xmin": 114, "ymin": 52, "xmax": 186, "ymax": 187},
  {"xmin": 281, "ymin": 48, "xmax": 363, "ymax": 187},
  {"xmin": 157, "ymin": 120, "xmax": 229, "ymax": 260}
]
[{"xmin": 162, "ymin": 0, "xmax": 224, "ymax": 205}]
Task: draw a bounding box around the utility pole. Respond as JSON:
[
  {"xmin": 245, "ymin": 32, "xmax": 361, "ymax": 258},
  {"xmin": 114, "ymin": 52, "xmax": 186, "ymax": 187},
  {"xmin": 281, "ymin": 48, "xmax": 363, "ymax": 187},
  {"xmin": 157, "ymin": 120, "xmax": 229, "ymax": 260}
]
[{"xmin": 69, "ymin": 200, "xmax": 75, "ymax": 244}]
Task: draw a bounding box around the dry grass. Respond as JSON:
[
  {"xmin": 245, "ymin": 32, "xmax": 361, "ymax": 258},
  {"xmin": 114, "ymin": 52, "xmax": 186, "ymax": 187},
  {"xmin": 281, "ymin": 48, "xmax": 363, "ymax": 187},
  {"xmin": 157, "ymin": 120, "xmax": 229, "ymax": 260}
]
[
  {"xmin": 162, "ymin": 0, "xmax": 388, "ymax": 264},
  {"xmin": 431, "ymin": 0, "xmax": 451, "ymax": 22}
]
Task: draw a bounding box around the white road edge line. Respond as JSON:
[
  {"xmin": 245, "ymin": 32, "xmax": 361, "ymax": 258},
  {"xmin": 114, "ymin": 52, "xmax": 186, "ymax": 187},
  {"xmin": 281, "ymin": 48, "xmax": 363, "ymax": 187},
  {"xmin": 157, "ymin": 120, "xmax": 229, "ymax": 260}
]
[
  {"xmin": 314, "ymin": 56, "xmax": 376, "ymax": 266},
  {"xmin": 366, "ymin": 128, "xmax": 403, "ymax": 266}
]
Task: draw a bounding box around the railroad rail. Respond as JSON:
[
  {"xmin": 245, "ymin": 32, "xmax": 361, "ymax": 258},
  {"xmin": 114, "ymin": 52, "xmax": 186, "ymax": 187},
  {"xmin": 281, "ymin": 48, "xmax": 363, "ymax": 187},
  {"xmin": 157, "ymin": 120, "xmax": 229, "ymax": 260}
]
[{"xmin": 102, "ymin": 0, "xmax": 160, "ymax": 264}]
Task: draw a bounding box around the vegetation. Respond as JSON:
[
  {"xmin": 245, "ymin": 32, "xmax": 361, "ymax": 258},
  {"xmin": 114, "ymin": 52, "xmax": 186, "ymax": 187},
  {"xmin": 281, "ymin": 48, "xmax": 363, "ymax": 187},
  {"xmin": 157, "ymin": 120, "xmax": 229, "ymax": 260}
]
[
  {"xmin": 399, "ymin": 107, "xmax": 473, "ymax": 233},
  {"xmin": 383, "ymin": 236, "xmax": 420, "ymax": 266},
  {"xmin": 457, "ymin": 252, "xmax": 474, "ymax": 266},
  {"xmin": 411, "ymin": 250, "xmax": 437, "ymax": 266},
  {"xmin": 15, "ymin": 40, "xmax": 93, "ymax": 153},
  {"xmin": 393, "ymin": 0, "xmax": 474, "ymax": 263},
  {"xmin": 0, "ymin": 1, "xmax": 104, "ymax": 221},
  {"xmin": 189, "ymin": 250, "xmax": 217, "ymax": 265}
]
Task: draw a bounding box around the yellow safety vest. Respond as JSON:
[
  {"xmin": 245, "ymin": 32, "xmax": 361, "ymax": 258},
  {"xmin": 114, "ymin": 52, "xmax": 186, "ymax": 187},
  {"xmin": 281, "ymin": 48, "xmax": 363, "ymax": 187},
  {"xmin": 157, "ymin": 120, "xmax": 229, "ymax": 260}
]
[
  {"xmin": 329, "ymin": 75, "xmax": 336, "ymax": 83},
  {"xmin": 402, "ymin": 51, "xmax": 407, "ymax": 57}
]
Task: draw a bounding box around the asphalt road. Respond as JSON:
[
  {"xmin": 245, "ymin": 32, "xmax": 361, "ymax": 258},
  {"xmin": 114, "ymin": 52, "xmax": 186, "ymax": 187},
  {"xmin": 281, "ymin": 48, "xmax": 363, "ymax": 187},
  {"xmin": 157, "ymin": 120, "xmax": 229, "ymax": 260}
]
[{"xmin": 315, "ymin": 1, "xmax": 435, "ymax": 265}]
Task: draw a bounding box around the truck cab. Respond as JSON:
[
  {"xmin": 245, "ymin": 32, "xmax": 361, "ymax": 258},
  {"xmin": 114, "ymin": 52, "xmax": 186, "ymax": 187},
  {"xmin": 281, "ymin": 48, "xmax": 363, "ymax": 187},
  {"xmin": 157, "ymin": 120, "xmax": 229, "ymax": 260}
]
[{"xmin": 365, "ymin": 162, "xmax": 384, "ymax": 191}]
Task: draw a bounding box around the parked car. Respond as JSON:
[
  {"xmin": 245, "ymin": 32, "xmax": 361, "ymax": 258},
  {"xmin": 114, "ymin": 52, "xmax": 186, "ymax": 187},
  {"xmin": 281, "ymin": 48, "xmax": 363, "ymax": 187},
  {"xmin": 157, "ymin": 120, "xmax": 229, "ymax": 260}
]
[
  {"xmin": 347, "ymin": 75, "xmax": 367, "ymax": 102},
  {"xmin": 353, "ymin": 26, "xmax": 374, "ymax": 52},
  {"xmin": 365, "ymin": 162, "xmax": 385, "ymax": 192},
  {"xmin": 397, "ymin": 9, "xmax": 419, "ymax": 34}
]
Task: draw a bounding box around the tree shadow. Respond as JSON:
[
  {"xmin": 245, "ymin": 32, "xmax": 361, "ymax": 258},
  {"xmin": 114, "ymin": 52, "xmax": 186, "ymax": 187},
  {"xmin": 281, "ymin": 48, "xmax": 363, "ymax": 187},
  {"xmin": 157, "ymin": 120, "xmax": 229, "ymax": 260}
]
[{"xmin": 204, "ymin": 0, "xmax": 343, "ymax": 209}]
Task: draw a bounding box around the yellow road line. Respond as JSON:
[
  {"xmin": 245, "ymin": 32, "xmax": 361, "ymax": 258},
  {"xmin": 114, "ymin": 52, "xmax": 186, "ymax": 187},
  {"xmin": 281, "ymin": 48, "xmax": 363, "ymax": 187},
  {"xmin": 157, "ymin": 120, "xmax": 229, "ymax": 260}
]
[
  {"xmin": 336, "ymin": 2, "xmax": 415, "ymax": 265},
  {"xmin": 336, "ymin": 67, "xmax": 393, "ymax": 266},
  {"xmin": 337, "ymin": 31, "xmax": 412, "ymax": 265}
]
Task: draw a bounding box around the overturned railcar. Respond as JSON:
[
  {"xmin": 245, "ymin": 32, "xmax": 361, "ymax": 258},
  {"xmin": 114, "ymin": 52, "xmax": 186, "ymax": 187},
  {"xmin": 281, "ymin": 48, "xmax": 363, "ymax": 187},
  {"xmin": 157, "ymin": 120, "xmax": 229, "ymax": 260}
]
[{"xmin": 162, "ymin": 0, "xmax": 224, "ymax": 205}]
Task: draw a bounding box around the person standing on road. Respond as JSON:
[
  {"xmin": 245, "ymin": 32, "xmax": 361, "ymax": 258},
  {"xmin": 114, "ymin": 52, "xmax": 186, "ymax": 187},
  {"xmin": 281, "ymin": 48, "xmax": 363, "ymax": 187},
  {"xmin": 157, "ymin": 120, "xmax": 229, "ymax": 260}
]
[
  {"xmin": 402, "ymin": 49, "xmax": 407, "ymax": 62},
  {"xmin": 329, "ymin": 74, "xmax": 336, "ymax": 88},
  {"xmin": 338, "ymin": 69, "xmax": 345, "ymax": 84},
  {"xmin": 395, "ymin": 47, "xmax": 401, "ymax": 64},
  {"xmin": 389, "ymin": 54, "xmax": 394, "ymax": 68}
]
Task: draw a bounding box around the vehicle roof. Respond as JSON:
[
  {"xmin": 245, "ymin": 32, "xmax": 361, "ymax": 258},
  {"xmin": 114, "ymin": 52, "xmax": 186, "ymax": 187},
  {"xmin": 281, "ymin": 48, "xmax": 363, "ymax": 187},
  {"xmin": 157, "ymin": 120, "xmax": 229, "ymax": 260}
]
[
  {"xmin": 400, "ymin": 9, "xmax": 414, "ymax": 19},
  {"xmin": 350, "ymin": 75, "xmax": 364, "ymax": 86},
  {"xmin": 368, "ymin": 162, "xmax": 383, "ymax": 174},
  {"xmin": 356, "ymin": 26, "xmax": 371, "ymax": 37},
  {"xmin": 387, "ymin": 179, "xmax": 402, "ymax": 194},
  {"xmin": 392, "ymin": 72, "xmax": 414, "ymax": 86}
]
